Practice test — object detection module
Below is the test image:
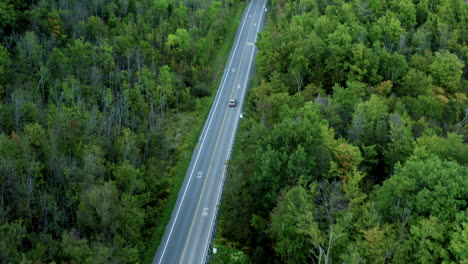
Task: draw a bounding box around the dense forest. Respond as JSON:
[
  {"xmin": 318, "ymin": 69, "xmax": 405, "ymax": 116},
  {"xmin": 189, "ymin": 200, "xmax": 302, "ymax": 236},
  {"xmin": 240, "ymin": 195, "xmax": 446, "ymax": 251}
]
[
  {"xmin": 0, "ymin": 0, "xmax": 244, "ymax": 262},
  {"xmin": 214, "ymin": 0, "xmax": 467, "ymax": 263}
]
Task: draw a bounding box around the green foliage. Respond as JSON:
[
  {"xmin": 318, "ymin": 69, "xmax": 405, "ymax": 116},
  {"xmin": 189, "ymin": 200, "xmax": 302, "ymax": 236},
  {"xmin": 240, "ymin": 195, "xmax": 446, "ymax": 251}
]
[
  {"xmin": 414, "ymin": 133, "xmax": 468, "ymax": 165},
  {"xmin": 349, "ymin": 95, "xmax": 389, "ymax": 147},
  {"xmin": 86, "ymin": 16, "xmax": 107, "ymax": 43},
  {"xmin": 0, "ymin": 0, "xmax": 21, "ymax": 30},
  {"xmin": 217, "ymin": 0, "xmax": 468, "ymax": 262},
  {"xmin": 248, "ymin": 103, "xmax": 332, "ymax": 211},
  {"xmin": 0, "ymin": 0, "xmax": 244, "ymax": 261},
  {"xmin": 391, "ymin": 0, "xmax": 416, "ymax": 30},
  {"xmin": 340, "ymin": 222, "xmax": 399, "ymax": 264},
  {"xmin": 268, "ymin": 185, "xmax": 315, "ymax": 263},
  {"xmin": 112, "ymin": 161, "xmax": 144, "ymax": 194},
  {"xmin": 383, "ymin": 113, "xmax": 415, "ymax": 170},
  {"xmin": 3, "ymin": 0, "xmax": 466, "ymax": 262},
  {"xmin": 403, "ymin": 95, "xmax": 445, "ymax": 121},
  {"xmin": 78, "ymin": 182, "xmax": 121, "ymax": 236},
  {"xmin": 0, "ymin": 44, "xmax": 9, "ymax": 93},
  {"xmin": 61, "ymin": 231, "xmax": 93, "ymax": 264},
  {"xmin": 430, "ymin": 51, "xmax": 465, "ymax": 93},
  {"xmin": 398, "ymin": 68, "xmax": 432, "ymax": 96},
  {"xmin": 449, "ymin": 212, "xmax": 468, "ymax": 264},
  {"xmin": 327, "ymin": 81, "xmax": 365, "ymax": 136},
  {"xmin": 404, "ymin": 217, "xmax": 450, "ymax": 263},
  {"xmin": 377, "ymin": 46, "xmax": 408, "ymax": 82},
  {"xmin": 371, "ymin": 11, "xmax": 404, "ymax": 48},
  {"xmin": 375, "ymin": 156, "xmax": 468, "ymax": 222},
  {"xmin": 166, "ymin": 28, "xmax": 192, "ymax": 58},
  {"xmin": 191, "ymin": 82, "xmax": 211, "ymax": 98},
  {"xmin": 0, "ymin": 219, "xmax": 26, "ymax": 263},
  {"xmin": 210, "ymin": 241, "xmax": 251, "ymax": 264}
]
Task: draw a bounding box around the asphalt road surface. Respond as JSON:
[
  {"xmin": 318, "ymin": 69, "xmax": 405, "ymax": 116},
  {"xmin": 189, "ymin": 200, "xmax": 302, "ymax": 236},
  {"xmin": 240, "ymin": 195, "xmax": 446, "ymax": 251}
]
[{"xmin": 152, "ymin": 0, "xmax": 268, "ymax": 263}]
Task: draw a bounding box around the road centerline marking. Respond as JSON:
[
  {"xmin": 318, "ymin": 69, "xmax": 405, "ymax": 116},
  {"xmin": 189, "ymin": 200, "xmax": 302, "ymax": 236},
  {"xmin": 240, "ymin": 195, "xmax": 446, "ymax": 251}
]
[
  {"xmin": 179, "ymin": 1, "xmax": 264, "ymax": 262},
  {"xmin": 155, "ymin": 1, "xmax": 256, "ymax": 263},
  {"xmin": 200, "ymin": 0, "xmax": 268, "ymax": 262},
  {"xmin": 179, "ymin": 102, "xmax": 230, "ymax": 263}
]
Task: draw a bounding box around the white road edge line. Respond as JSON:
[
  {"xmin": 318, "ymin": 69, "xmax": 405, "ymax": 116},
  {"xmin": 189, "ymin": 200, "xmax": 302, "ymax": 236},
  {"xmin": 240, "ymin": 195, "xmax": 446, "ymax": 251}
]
[
  {"xmin": 201, "ymin": 1, "xmax": 268, "ymax": 263},
  {"xmin": 156, "ymin": 2, "xmax": 255, "ymax": 264}
]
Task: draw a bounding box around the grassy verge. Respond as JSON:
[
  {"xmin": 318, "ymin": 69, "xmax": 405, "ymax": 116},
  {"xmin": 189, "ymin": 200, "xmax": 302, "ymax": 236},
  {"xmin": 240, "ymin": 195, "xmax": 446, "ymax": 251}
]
[
  {"xmin": 249, "ymin": 66, "xmax": 261, "ymax": 91},
  {"xmin": 143, "ymin": 4, "xmax": 247, "ymax": 264}
]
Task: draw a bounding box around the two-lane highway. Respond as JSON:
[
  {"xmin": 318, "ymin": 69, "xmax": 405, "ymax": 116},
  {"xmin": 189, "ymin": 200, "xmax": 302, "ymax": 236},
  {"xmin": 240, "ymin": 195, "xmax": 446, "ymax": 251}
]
[{"xmin": 152, "ymin": 0, "xmax": 268, "ymax": 263}]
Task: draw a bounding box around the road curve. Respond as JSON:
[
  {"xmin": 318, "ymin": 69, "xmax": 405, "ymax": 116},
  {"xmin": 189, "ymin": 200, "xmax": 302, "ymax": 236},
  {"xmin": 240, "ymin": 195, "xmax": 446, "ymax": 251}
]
[{"xmin": 152, "ymin": 0, "xmax": 268, "ymax": 263}]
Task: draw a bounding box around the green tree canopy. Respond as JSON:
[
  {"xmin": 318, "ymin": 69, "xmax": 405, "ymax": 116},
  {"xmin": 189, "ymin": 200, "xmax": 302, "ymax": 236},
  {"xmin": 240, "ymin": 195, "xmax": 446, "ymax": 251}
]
[
  {"xmin": 375, "ymin": 156, "xmax": 468, "ymax": 222},
  {"xmin": 430, "ymin": 51, "xmax": 464, "ymax": 93}
]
